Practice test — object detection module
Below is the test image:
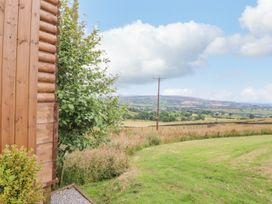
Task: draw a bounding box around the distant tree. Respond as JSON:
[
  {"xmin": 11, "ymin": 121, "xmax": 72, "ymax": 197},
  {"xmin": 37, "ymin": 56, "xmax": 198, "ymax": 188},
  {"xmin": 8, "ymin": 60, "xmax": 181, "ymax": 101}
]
[
  {"xmin": 249, "ymin": 114, "xmax": 255, "ymax": 119},
  {"xmin": 160, "ymin": 111, "xmax": 176, "ymax": 122},
  {"xmin": 58, "ymin": 0, "xmax": 125, "ymax": 156},
  {"xmin": 193, "ymin": 114, "xmax": 205, "ymax": 121}
]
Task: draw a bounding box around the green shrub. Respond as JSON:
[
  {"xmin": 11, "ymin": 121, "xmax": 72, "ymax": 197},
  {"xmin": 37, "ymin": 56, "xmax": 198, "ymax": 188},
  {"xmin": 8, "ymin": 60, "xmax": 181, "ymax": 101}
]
[
  {"xmin": 62, "ymin": 146, "xmax": 129, "ymax": 185},
  {"xmin": 57, "ymin": 0, "xmax": 125, "ymax": 158},
  {"xmin": 0, "ymin": 145, "xmax": 44, "ymax": 204},
  {"xmin": 147, "ymin": 132, "xmax": 161, "ymax": 146}
]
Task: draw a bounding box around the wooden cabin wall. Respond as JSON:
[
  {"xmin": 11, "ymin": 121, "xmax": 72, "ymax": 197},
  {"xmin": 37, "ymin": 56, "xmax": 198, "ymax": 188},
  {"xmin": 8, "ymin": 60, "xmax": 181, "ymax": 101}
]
[
  {"xmin": 0, "ymin": 0, "xmax": 40, "ymax": 153},
  {"xmin": 37, "ymin": 0, "xmax": 59, "ymax": 186},
  {"xmin": 0, "ymin": 0, "xmax": 59, "ymax": 186}
]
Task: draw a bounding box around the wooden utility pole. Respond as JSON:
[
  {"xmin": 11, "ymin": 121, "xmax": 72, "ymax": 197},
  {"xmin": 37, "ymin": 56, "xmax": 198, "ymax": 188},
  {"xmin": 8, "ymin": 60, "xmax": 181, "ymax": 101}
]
[{"xmin": 156, "ymin": 77, "xmax": 161, "ymax": 131}]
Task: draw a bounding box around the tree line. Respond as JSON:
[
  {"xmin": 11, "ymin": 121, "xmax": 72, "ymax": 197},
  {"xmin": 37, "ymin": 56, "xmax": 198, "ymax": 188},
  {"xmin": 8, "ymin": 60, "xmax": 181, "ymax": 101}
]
[{"xmin": 125, "ymin": 108, "xmax": 206, "ymax": 122}]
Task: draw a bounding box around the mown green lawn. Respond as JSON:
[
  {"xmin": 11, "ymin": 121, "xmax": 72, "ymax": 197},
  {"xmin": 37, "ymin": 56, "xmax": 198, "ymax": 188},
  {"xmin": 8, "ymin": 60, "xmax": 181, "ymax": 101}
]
[{"xmin": 83, "ymin": 135, "xmax": 272, "ymax": 204}]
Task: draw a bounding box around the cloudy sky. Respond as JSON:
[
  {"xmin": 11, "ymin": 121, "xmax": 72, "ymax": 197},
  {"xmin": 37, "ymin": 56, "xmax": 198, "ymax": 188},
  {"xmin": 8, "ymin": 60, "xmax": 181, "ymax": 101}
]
[{"xmin": 79, "ymin": 0, "xmax": 272, "ymax": 103}]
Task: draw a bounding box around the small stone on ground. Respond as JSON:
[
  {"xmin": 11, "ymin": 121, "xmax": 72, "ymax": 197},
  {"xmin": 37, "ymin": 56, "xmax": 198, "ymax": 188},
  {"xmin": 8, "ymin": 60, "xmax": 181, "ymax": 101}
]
[{"xmin": 51, "ymin": 187, "xmax": 92, "ymax": 204}]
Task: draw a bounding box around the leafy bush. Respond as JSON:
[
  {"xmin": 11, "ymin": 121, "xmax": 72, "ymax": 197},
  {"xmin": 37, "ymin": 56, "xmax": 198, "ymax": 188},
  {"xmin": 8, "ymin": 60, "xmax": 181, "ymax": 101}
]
[
  {"xmin": 147, "ymin": 132, "xmax": 161, "ymax": 146},
  {"xmin": 61, "ymin": 146, "xmax": 129, "ymax": 185},
  {"xmin": 57, "ymin": 0, "xmax": 125, "ymax": 158},
  {"xmin": 0, "ymin": 145, "xmax": 44, "ymax": 204}
]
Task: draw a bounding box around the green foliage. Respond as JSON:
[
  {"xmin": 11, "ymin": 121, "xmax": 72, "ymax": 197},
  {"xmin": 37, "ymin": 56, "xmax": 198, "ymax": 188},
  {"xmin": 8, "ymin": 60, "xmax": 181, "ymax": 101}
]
[
  {"xmin": 147, "ymin": 132, "xmax": 161, "ymax": 146},
  {"xmin": 0, "ymin": 145, "xmax": 44, "ymax": 204},
  {"xmin": 61, "ymin": 146, "xmax": 128, "ymax": 186},
  {"xmin": 249, "ymin": 114, "xmax": 255, "ymax": 119},
  {"xmin": 58, "ymin": 0, "xmax": 125, "ymax": 156},
  {"xmin": 126, "ymin": 108, "xmax": 207, "ymax": 122}
]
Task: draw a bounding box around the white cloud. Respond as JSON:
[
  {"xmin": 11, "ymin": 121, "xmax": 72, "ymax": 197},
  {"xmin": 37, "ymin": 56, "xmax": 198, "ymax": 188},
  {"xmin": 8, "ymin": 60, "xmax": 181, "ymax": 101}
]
[
  {"xmin": 101, "ymin": 0, "xmax": 272, "ymax": 85},
  {"xmin": 207, "ymin": 0, "xmax": 272, "ymax": 57},
  {"xmin": 240, "ymin": 0, "xmax": 272, "ymax": 36},
  {"xmin": 102, "ymin": 20, "xmax": 221, "ymax": 84},
  {"xmin": 163, "ymin": 88, "xmax": 193, "ymax": 96},
  {"xmin": 207, "ymin": 34, "xmax": 272, "ymax": 57},
  {"xmin": 205, "ymin": 34, "xmax": 245, "ymax": 55},
  {"xmin": 240, "ymin": 36, "xmax": 272, "ymax": 56},
  {"xmin": 241, "ymin": 88, "xmax": 258, "ymax": 101},
  {"xmin": 241, "ymin": 84, "xmax": 272, "ymax": 102},
  {"xmin": 238, "ymin": 0, "xmax": 272, "ymax": 56}
]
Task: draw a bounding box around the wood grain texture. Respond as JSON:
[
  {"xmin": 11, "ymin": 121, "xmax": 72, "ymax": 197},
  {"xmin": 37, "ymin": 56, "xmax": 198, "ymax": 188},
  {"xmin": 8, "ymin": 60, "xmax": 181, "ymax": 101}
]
[
  {"xmin": 37, "ymin": 123, "xmax": 54, "ymax": 144},
  {"xmin": 39, "ymin": 51, "xmax": 57, "ymax": 63},
  {"xmin": 40, "ymin": 10, "xmax": 58, "ymax": 24},
  {"xmin": 38, "ymin": 0, "xmax": 59, "ymax": 188},
  {"xmin": 40, "ymin": 30, "xmax": 57, "ymax": 44},
  {"xmin": 37, "ymin": 103, "xmax": 56, "ymax": 124},
  {"xmin": 0, "ymin": 0, "xmax": 5, "ymax": 152},
  {"xmin": 44, "ymin": 0, "xmax": 59, "ymax": 6},
  {"xmin": 37, "ymin": 142, "xmax": 53, "ymax": 162},
  {"xmin": 38, "ymin": 82, "xmax": 56, "ymax": 93},
  {"xmin": 38, "ymin": 93, "xmax": 56, "ymax": 102},
  {"xmin": 41, "ymin": 0, "xmax": 58, "ymax": 14},
  {"xmin": 0, "ymin": 0, "xmax": 59, "ymax": 187},
  {"xmin": 28, "ymin": 0, "xmax": 40, "ymax": 151},
  {"xmin": 40, "ymin": 21, "xmax": 57, "ymax": 34},
  {"xmin": 38, "ymin": 62, "xmax": 56, "ymax": 73},
  {"xmin": 15, "ymin": 0, "xmax": 32, "ymax": 147},
  {"xmin": 52, "ymin": 103, "xmax": 59, "ymax": 181},
  {"xmin": 38, "ymin": 161, "xmax": 54, "ymax": 184},
  {"xmin": 39, "ymin": 41, "xmax": 57, "ymax": 54},
  {"xmin": 38, "ymin": 72, "xmax": 56, "ymax": 83},
  {"xmin": 1, "ymin": 0, "xmax": 19, "ymax": 146}
]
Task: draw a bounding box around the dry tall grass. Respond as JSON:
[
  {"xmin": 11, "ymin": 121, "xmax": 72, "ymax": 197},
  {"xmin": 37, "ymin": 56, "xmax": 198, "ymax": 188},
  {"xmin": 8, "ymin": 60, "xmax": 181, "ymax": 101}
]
[
  {"xmin": 111, "ymin": 123, "xmax": 272, "ymax": 154},
  {"xmin": 61, "ymin": 146, "xmax": 129, "ymax": 185}
]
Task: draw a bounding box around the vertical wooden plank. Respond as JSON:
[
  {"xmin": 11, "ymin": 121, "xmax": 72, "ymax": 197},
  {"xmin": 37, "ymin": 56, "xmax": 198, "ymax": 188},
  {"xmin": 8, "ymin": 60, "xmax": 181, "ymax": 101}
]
[
  {"xmin": 52, "ymin": 103, "xmax": 59, "ymax": 181},
  {"xmin": 0, "ymin": 1, "xmax": 4, "ymax": 28},
  {"xmin": 0, "ymin": 0, "xmax": 5, "ymax": 152},
  {"xmin": 28, "ymin": 0, "xmax": 40, "ymax": 152},
  {"xmin": 15, "ymin": 0, "xmax": 32, "ymax": 147},
  {"xmin": 1, "ymin": 0, "xmax": 19, "ymax": 146},
  {"xmin": 52, "ymin": 0, "xmax": 60, "ymax": 182}
]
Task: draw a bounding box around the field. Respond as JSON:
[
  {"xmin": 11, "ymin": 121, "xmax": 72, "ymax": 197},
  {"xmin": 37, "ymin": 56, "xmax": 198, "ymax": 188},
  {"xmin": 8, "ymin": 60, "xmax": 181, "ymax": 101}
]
[
  {"xmin": 83, "ymin": 135, "xmax": 272, "ymax": 203},
  {"xmin": 122, "ymin": 118, "xmax": 248, "ymax": 127},
  {"xmin": 122, "ymin": 118, "xmax": 272, "ymax": 128},
  {"xmin": 113, "ymin": 120, "xmax": 272, "ymax": 154}
]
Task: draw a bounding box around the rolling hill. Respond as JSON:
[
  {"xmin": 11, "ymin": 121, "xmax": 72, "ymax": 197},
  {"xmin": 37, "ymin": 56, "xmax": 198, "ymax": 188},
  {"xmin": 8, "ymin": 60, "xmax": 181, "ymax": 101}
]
[{"xmin": 119, "ymin": 95, "xmax": 272, "ymax": 117}]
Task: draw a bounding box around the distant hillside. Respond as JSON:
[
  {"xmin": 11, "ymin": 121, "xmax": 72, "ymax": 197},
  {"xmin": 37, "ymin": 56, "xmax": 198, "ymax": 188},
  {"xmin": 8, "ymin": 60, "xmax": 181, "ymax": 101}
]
[
  {"xmin": 119, "ymin": 95, "xmax": 271, "ymax": 109},
  {"xmin": 119, "ymin": 95, "xmax": 272, "ymax": 118}
]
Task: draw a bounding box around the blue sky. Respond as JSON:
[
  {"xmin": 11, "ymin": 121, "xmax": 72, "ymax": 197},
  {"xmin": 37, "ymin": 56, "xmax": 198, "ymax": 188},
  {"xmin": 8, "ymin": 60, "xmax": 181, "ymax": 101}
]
[{"xmin": 78, "ymin": 0, "xmax": 272, "ymax": 103}]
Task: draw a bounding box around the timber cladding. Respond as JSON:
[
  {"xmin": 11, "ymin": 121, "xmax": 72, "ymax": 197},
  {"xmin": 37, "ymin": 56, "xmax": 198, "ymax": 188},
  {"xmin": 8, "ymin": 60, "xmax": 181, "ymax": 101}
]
[{"xmin": 0, "ymin": 0, "xmax": 59, "ymax": 187}]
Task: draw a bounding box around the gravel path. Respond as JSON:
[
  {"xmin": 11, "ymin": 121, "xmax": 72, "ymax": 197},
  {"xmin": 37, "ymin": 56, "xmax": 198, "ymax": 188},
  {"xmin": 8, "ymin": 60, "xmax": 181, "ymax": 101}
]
[{"xmin": 51, "ymin": 187, "xmax": 92, "ymax": 204}]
